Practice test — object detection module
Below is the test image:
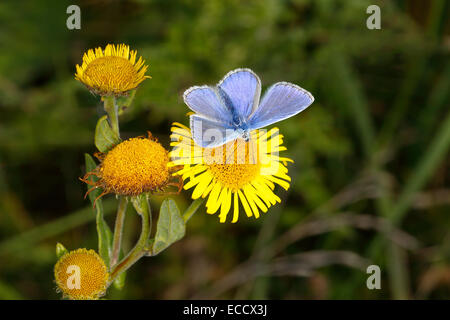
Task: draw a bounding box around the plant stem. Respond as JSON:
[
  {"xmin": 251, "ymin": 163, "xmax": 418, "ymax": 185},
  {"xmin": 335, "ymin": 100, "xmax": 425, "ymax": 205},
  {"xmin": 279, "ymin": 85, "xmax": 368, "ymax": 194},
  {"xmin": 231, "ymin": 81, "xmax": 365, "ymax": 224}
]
[
  {"xmin": 108, "ymin": 196, "xmax": 151, "ymax": 286},
  {"xmin": 103, "ymin": 95, "xmax": 120, "ymax": 138},
  {"xmin": 110, "ymin": 197, "xmax": 128, "ymax": 268},
  {"xmin": 182, "ymin": 198, "xmax": 205, "ymax": 222}
]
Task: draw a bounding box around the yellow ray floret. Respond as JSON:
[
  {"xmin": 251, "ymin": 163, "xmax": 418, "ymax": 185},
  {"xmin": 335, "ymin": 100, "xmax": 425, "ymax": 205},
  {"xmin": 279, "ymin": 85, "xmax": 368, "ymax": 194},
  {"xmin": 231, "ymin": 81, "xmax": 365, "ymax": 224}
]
[
  {"xmin": 169, "ymin": 123, "xmax": 293, "ymax": 223},
  {"xmin": 54, "ymin": 248, "xmax": 108, "ymax": 300},
  {"xmin": 75, "ymin": 43, "xmax": 150, "ymax": 96}
]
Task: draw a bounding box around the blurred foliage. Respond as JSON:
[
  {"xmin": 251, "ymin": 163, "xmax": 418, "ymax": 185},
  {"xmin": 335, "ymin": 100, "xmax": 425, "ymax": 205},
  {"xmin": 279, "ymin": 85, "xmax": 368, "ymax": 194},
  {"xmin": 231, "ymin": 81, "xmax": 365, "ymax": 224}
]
[{"xmin": 0, "ymin": 0, "xmax": 449, "ymax": 299}]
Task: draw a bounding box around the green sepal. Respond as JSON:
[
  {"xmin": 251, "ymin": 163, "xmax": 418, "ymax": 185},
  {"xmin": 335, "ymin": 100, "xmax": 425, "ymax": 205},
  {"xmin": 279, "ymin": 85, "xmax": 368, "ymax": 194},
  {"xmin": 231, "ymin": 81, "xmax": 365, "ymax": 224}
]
[
  {"xmin": 95, "ymin": 115, "xmax": 120, "ymax": 152},
  {"xmin": 56, "ymin": 242, "xmax": 68, "ymax": 259},
  {"xmin": 152, "ymin": 198, "xmax": 186, "ymax": 255},
  {"xmin": 84, "ymin": 153, "xmax": 113, "ymax": 267}
]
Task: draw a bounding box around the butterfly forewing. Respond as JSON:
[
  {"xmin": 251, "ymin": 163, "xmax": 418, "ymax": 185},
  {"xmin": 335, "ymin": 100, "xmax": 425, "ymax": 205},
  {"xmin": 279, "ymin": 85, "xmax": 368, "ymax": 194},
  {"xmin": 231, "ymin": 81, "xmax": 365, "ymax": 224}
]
[
  {"xmin": 183, "ymin": 85, "xmax": 232, "ymax": 123},
  {"xmin": 217, "ymin": 68, "xmax": 261, "ymax": 120}
]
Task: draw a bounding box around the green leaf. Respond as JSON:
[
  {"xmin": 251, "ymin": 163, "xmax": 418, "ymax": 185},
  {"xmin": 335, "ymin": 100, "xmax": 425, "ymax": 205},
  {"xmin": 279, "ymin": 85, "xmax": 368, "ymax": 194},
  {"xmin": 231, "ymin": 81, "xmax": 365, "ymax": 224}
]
[
  {"xmin": 84, "ymin": 153, "xmax": 101, "ymax": 204},
  {"xmin": 95, "ymin": 115, "xmax": 120, "ymax": 152},
  {"xmin": 96, "ymin": 209, "xmax": 113, "ymax": 268},
  {"xmin": 152, "ymin": 198, "xmax": 185, "ymax": 255},
  {"xmin": 56, "ymin": 242, "xmax": 68, "ymax": 259},
  {"xmin": 84, "ymin": 153, "xmax": 113, "ymax": 267},
  {"xmin": 131, "ymin": 195, "xmax": 148, "ymax": 216},
  {"xmin": 116, "ymin": 90, "xmax": 136, "ymax": 115}
]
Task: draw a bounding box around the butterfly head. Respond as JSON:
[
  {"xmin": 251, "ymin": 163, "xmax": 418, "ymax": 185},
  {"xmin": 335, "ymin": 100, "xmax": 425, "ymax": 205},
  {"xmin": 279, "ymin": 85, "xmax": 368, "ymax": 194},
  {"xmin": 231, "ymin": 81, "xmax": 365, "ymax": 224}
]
[
  {"xmin": 242, "ymin": 130, "xmax": 251, "ymax": 142},
  {"xmin": 236, "ymin": 127, "xmax": 251, "ymax": 142}
]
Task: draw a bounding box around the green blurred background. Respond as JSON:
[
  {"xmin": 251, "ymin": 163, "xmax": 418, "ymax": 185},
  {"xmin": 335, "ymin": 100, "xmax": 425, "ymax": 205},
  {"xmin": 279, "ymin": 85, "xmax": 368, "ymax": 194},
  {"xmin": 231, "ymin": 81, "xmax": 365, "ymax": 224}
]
[{"xmin": 0, "ymin": 0, "xmax": 449, "ymax": 299}]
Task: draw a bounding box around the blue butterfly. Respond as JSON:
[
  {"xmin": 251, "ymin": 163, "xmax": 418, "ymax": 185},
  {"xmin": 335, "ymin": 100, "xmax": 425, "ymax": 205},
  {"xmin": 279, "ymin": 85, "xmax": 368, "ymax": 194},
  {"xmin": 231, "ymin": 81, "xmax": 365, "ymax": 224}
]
[{"xmin": 184, "ymin": 68, "xmax": 314, "ymax": 148}]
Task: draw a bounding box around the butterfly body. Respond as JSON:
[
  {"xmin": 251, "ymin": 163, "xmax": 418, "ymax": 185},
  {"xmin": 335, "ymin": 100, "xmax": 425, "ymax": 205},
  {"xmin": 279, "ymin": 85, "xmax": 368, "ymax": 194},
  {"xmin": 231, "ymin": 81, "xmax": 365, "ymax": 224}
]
[{"xmin": 184, "ymin": 68, "xmax": 314, "ymax": 148}]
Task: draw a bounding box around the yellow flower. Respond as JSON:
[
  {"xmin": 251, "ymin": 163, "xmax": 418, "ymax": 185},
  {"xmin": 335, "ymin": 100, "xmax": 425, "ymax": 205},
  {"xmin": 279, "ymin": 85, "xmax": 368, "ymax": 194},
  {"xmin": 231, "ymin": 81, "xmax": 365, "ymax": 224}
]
[
  {"xmin": 169, "ymin": 123, "xmax": 293, "ymax": 223},
  {"xmin": 82, "ymin": 134, "xmax": 181, "ymax": 202},
  {"xmin": 75, "ymin": 44, "xmax": 150, "ymax": 96},
  {"xmin": 54, "ymin": 248, "xmax": 108, "ymax": 300}
]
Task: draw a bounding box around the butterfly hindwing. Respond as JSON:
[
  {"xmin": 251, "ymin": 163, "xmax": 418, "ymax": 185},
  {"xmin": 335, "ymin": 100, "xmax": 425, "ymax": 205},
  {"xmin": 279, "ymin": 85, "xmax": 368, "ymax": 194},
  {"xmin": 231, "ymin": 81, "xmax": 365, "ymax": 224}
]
[
  {"xmin": 249, "ymin": 82, "xmax": 314, "ymax": 130},
  {"xmin": 190, "ymin": 114, "xmax": 240, "ymax": 148}
]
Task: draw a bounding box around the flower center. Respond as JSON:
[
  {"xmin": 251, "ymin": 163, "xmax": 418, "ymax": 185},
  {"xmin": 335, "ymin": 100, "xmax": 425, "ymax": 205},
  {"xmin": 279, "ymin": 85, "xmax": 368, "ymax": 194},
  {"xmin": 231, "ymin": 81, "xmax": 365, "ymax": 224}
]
[
  {"xmin": 205, "ymin": 139, "xmax": 261, "ymax": 191},
  {"xmin": 54, "ymin": 249, "xmax": 108, "ymax": 300},
  {"xmin": 84, "ymin": 56, "xmax": 137, "ymax": 91},
  {"xmin": 101, "ymin": 137, "xmax": 169, "ymax": 195}
]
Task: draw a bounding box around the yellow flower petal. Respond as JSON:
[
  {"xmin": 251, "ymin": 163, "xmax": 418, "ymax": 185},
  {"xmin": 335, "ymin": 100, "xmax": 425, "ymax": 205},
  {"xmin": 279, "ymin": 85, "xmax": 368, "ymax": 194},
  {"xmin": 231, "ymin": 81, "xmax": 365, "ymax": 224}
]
[
  {"xmin": 169, "ymin": 125, "xmax": 292, "ymax": 222},
  {"xmin": 75, "ymin": 44, "xmax": 150, "ymax": 96}
]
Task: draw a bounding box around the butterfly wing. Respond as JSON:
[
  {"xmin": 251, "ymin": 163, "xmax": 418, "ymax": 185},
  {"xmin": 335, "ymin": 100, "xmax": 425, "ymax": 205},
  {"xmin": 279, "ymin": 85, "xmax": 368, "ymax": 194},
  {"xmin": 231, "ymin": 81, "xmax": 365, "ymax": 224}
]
[
  {"xmin": 190, "ymin": 114, "xmax": 241, "ymax": 148},
  {"xmin": 217, "ymin": 68, "xmax": 261, "ymax": 120},
  {"xmin": 185, "ymin": 69, "xmax": 262, "ymax": 148},
  {"xmin": 248, "ymin": 82, "xmax": 314, "ymax": 130},
  {"xmin": 183, "ymin": 85, "xmax": 232, "ymax": 123}
]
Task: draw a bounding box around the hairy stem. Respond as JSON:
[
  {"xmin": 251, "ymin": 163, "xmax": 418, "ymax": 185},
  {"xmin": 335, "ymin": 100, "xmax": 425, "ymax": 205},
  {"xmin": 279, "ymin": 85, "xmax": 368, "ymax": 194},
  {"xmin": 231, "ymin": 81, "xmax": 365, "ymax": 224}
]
[
  {"xmin": 110, "ymin": 197, "xmax": 128, "ymax": 268},
  {"xmin": 103, "ymin": 95, "xmax": 120, "ymax": 138},
  {"xmin": 182, "ymin": 198, "xmax": 205, "ymax": 222},
  {"xmin": 108, "ymin": 196, "xmax": 151, "ymax": 286}
]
